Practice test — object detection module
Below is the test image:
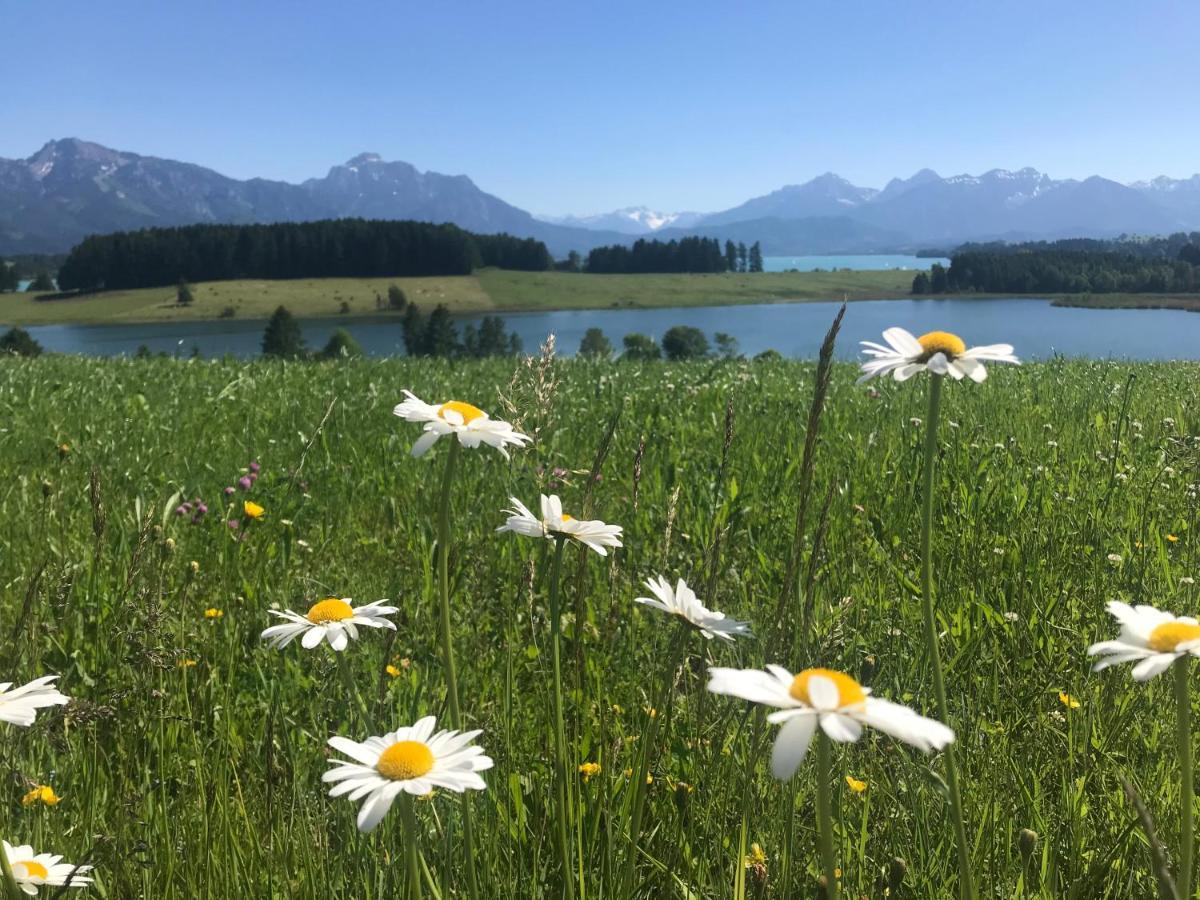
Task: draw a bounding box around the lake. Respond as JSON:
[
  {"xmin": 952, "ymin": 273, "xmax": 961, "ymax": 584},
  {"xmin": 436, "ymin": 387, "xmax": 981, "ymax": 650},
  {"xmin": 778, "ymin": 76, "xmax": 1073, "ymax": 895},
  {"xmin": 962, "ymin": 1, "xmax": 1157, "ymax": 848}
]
[
  {"xmin": 763, "ymin": 254, "xmax": 947, "ymax": 272},
  {"xmin": 19, "ymin": 297, "xmax": 1200, "ymax": 361}
]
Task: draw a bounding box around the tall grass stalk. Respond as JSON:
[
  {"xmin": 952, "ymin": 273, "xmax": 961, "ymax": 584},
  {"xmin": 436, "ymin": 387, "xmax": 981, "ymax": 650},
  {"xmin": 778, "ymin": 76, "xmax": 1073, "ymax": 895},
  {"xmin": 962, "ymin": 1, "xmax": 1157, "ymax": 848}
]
[
  {"xmin": 0, "ymin": 847, "xmax": 21, "ymax": 900},
  {"xmin": 1176, "ymin": 660, "xmax": 1194, "ymax": 899},
  {"xmin": 433, "ymin": 438, "xmax": 479, "ymax": 900},
  {"xmin": 919, "ymin": 373, "xmax": 974, "ymax": 899},
  {"xmin": 399, "ymin": 794, "xmax": 424, "ymax": 900},
  {"xmin": 815, "ymin": 732, "xmax": 839, "ymax": 899}
]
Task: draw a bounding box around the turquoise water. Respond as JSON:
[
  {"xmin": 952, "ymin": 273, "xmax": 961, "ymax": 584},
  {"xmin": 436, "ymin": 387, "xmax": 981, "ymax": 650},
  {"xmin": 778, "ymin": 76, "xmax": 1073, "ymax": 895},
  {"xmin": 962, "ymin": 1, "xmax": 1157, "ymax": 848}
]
[
  {"xmin": 18, "ymin": 297, "xmax": 1200, "ymax": 360},
  {"xmin": 764, "ymin": 254, "xmax": 947, "ymax": 272}
]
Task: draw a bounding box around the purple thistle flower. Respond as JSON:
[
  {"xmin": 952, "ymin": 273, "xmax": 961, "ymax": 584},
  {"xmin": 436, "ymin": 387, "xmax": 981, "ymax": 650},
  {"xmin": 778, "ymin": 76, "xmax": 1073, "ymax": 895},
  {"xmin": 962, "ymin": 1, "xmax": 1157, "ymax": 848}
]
[
  {"xmin": 224, "ymin": 486, "xmax": 235, "ymax": 496},
  {"xmin": 227, "ymin": 519, "xmax": 240, "ymax": 530},
  {"xmin": 238, "ymin": 476, "xmax": 253, "ymax": 491},
  {"xmin": 249, "ymin": 461, "xmax": 261, "ymax": 473}
]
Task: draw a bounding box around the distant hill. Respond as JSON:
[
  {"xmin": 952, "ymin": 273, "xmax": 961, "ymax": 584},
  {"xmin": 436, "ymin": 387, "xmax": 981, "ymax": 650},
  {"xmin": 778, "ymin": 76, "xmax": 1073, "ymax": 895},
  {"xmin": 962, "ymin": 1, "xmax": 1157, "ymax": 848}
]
[
  {"xmin": 0, "ymin": 139, "xmax": 626, "ymax": 256},
  {"xmin": 4, "ymin": 139, "xmax": 1200, "ymax": 257}
]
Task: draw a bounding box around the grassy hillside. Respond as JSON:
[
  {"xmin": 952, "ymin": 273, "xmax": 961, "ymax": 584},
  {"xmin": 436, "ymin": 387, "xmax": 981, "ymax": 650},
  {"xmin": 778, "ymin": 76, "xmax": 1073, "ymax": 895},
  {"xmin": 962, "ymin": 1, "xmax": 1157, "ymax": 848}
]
[
  {"xmin": 0, "ymin": 268, "xmax": 916, "ymax": 325},
  {"xmin": 3, "ymin": 353, "xmax": 1199, "ymax": 897}
]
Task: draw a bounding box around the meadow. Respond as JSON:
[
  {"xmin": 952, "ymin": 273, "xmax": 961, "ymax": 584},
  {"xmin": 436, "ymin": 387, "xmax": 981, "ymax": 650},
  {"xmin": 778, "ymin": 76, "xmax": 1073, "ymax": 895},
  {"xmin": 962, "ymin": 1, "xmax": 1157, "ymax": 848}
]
[
  {"xmin": 0, "ymin": 269, "xmax": 916, "ymax": 325},
  {"xmin": 3, "ymin": 343, "xmax": 1200, "ymax": 898}
]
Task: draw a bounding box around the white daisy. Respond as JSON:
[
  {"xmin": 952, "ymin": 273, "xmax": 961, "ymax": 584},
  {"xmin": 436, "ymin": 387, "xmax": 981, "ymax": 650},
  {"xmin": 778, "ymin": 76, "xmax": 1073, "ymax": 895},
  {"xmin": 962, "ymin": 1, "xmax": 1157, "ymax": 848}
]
[
  {"xmin": 497, "ymin": 494, "xmax": 623, "ymax": 556},
  {"xmin": 323, "ymin": 715, "xmax": 494, "ymax": 832},
  {"xmin": 859, "ymin": 328, "xmax": 1019, "ymax": 383},
  {"xmin": 393, "ymin": 391, "xmax": 531, "ymax": 459},
  {"xmin": 634, "ymin": 575, "xmax": 751, "ymax": 642},
  {"xmin": 260, "ymin": 598, "xmax": 397, "ymax": 652},
  {"xmin": 1088, "ymin": 600, "xmax": 1200, "ymax": 681},
  {"xmin": 707, "ymin": 665, "xmax": 954, "ymax": 779},
  {"xmin": 3, "ymin": 841, "xmax": 92, "ymax": 895},
  {"xmin": 0, "ymin": 676, "xmax": 69, "ymax": 727}
]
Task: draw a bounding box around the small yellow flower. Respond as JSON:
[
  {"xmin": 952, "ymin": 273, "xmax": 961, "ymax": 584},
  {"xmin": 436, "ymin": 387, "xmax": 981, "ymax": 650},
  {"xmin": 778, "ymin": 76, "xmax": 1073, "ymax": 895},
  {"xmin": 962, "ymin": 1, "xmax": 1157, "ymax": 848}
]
[
  {"xmin": 1169, "ymin": 534, "xmax": 1180, "ymax": 543},
  {"xmin": 578, "ymin": 762, "xmax": 602, "ymax": 782},
  {"xmin": 1058, "ymin": 691, "xmax": 1080, "ymax": 709},
  {"xmin": 645, "ymin": 772, "xmax": 653, "ymax": 785},
  {"xmin": 204, "ymin": 608, "xmax": 223, "ymax": 619},
  {"xmin": 179, "ymin": 658, "xmax": 198, "ymax": 668},
  {"xmin": 645, "ymin": 706, "xmax": 658, "ymax": 719},
  {"xmin": 744, "ymin": 842, "xmax": 768, "ymax": 868},
  {"xmin": 623, "ymin": 767, "xmax": 633, "ymax": 779},
  {"xmin": 21, "ymin": 785, "xmax": 61, "ymax": 807},
  {"xmin": 243, "ymin": 500, "xmax": 265, "ymax": 519},
  {"xmin": 385, "ymin": 664, "xmax": 401, "ymax": 678},
  {"xmin": 610, "ymin": 703, "xmax": 623, "ymax": 716},
  {"xmin": 845, "ymin": 776, "xmax": 867, "ymax": 794},
  {"xmin": 57, "ymin": 443, "xmax": 71, "ymax": 457}
]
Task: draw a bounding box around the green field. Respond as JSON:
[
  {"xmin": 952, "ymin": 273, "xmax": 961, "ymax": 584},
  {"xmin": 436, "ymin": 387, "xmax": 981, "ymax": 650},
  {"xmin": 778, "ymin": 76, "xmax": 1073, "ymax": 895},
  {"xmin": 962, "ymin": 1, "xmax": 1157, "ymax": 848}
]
[
  {"xmin": 3, "ymin": 350, "xmax": 1200, "ymax": 897},
  {"xmin": 0, "ymin": 268, "xmax": 917, "ymax": 325}
]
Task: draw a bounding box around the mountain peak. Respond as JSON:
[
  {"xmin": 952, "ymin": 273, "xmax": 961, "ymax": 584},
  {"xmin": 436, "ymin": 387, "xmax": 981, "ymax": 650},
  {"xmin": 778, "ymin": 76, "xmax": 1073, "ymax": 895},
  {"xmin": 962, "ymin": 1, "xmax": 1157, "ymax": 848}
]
[{"xmin": 345, "ymin": 152, "xmax": 383, "ymax": 166}]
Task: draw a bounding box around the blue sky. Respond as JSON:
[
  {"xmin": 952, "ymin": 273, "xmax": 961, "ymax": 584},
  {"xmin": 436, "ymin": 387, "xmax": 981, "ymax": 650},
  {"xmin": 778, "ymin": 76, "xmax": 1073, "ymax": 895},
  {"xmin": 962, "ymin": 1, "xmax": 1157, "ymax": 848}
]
[{"xmin": 4, "ymin": 0, "xmax": 1198, "ymax": 215}]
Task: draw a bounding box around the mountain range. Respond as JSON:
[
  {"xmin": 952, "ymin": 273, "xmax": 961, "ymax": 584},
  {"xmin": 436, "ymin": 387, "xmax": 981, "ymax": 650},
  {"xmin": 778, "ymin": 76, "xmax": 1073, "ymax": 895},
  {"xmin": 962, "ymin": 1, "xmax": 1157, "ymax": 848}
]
[{"xmin": 3, "ymin": 139, "xmax": 1200, "ymax": 257}]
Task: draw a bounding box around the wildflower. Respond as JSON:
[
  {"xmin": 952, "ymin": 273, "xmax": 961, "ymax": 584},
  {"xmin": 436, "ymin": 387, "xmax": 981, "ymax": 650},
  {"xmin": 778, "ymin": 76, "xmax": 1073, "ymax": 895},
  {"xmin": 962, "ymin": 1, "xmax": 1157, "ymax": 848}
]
[
  {"xmin": 634, "ymin": 575, "xmax": 751, "ymax": 641},
  {"xmin": 57, "ymin": 443, "xmax": 70, "ymax": 458},
  {"xmin": 0, "ymin": 676, "xmax": 69, "ymax": 727},
  {"xmin": 179, "ymin": 659, "xmax": 198, "ymax": 668},
  {"xmin": 386, "ymin": 664, "xmax": 402, "ymax": 678},
  {"xmin": 845, "ymin": 776, "xmax": 867, "ymax": 793},
  {"xmin": 188, "ymin": 560, "xmax": 200, "ymax": 576},
  {"xmin": 1003, "ymin": 611, "xmax": 1020, "ymax": 622},
  {"xmin": 20, "ymin": 785, "xmax": 61, "ymax": 807},
  {"xmin": 260, "ymin": 597, "xmax": 396, "ymax": 652},
  {"xmin": 204, "ymin": 608, "xmax": 223, "ymax": 619},
  {"xmin": 393, "ymin": 390, "xmax": 531, "ymax": 459},
  {"xmin": 226, "ymin": 519, "xmax": 240, "ymax": 530},
  {"xmin": 1183, "ymin": 577, "xmax": 1196, "ymax": 586},
  {"xmin": 707, "ymin": 665, "xmax": 954, "ymax": 779},
  {"xmin": 2, "ymin": 841, "xmax": 92, "ymax": 894},
  {"xmin": 497, "ymin": 495, "xmax": 623, "ymax": 556},
  {"xmin": 1057, "ymin": 691, "xmax": 1080, "ymax": 709},
  {"xmin": 249, "ymin": 461, "xmax": 261, "ymax": 473},
  {"xmin": 1107, "ymin": 553, "xmax": 1123, "ymax": 564},
  {"xmin": 578, "ymin": 762, "xmax": 602, "ymax": 781},
  {"xmin": 1169, "ymin": 534, "xmax": 1180, "ymax": 543},
  {"xmin": 238, "ymin": 475, "xmax": 253, "ymax": 490},
  {"xmin": 223, "ymin": 486, "xmax": 235, "ymax": 496},
  {"xmin": 859, "ymin": 328, "xmax": 1019, "ymax": 383},
  {"xmin": 1088, "ymin": 601, "xmax": 1200, "ymax": 681},
  {"xmin": 323, "ymin": 715, "xmax": 493, "ymax": 832},
  {"xmin": 745, "ymin": 842, "xmax": 768, "ymax": 868},
  {"xmin": 243, "ymin": 500, "xmax": 264, "ymax": 519}
]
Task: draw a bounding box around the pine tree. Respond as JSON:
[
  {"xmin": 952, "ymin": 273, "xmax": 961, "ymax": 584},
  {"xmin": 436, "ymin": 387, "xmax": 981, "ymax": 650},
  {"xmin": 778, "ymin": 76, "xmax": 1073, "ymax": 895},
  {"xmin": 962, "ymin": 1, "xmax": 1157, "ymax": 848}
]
[
  {"xmin": 737, "ymin": 243, "xmax": 748, "ymax": 273},
  {"xmin": 423, "ymin": 304, "xmax": 459, "ymax": 357},
  {"xmin": 621, "ymin": 333, "xmax": 661, "ymax": 361},
  {"xmin": 387, "ymin": 284, "xmax": 407, "ymax": 310},
  {"xmin": 320, "ymin": 328, "xmax": 364, "ymax": 359},
  {"xmin": 579, "ymin": 327, "xmax": 613, "ymax": 358},
  {"xmin": 261, "ymin": 305, "xmax": 305, "ymax": 358},
  {"xmin": 0, "ymin": 327, "xmax": 43, "ymax": 356},
  {"xmin": 724, "ymin": 241, "xmax": 737, "ymax": 272},
  {"xmin": 177, "ymin": 278, "xmax": 195, "ymax": 306},
  {"xmin": 27, "ymin": 272, "xmax": 54, "ymax": 292},
  {"xmin": 402, "ymin": 304, "xmax": 426, "ymax": 355},
  {"xmin": 749, "ymin": 242, "xmax": 764, "ymax": 273}
]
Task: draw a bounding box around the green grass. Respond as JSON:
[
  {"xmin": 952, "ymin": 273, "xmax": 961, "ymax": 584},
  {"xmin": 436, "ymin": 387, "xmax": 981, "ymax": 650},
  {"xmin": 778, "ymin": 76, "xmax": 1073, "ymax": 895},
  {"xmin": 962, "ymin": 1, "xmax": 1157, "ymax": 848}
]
[
  {"xmin": 0, "ymin": 268, "xmax": 915, "ymax": 325},
  {"xmin": 3, "ymin": 351, "xmax": 1200, "ymax": 897}
]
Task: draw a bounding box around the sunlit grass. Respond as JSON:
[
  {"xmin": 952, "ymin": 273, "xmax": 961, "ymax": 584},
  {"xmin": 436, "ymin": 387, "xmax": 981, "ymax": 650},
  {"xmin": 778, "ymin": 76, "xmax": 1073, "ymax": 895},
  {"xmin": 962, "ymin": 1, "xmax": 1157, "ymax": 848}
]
[{"xmin": 2, "ymin": 352, "xmax": 1199, "ymax": 897}]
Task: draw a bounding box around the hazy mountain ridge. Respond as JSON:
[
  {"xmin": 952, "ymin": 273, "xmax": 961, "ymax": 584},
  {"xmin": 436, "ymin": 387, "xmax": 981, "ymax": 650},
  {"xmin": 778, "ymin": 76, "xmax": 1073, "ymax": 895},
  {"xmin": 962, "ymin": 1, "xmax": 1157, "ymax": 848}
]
[{"xmin": 3, "ymin": 138, "xmax": 1200, "ymax": 257}]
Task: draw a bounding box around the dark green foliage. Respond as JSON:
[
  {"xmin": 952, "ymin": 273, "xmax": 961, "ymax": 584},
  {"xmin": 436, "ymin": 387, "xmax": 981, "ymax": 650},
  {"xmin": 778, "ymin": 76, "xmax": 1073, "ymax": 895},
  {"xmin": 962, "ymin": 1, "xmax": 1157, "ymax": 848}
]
[
  {"xmin": 27, "ymin": 272, "xmax": 54, "ymax": 292},
  {"xmin": 621, "ymin": 333, "xmax": 661, "ymax": 361},
  {"xmin": 555, "ymin": 250, "xmax": 582, "ymax": 273},
  {"xmin": 748, "ymin": 241, "xmax": 764, "ymax": 273},
  {"xmin": 57, "ymin": 220, "xmax": 552, "ymax": 292},
  {"xmin": 579, "ymin": 327, "xmax": 613, "ymax": 358},
  {"xmin": 320, "ymin": 328, "xmax": 364, "ymax": 360},
  {"xmin": 219, "ymin": 305, "xmax": 236, "ymax": 318},
  {"xmin": 463, "ymin": 316, "xmax": 519, "ymax": 358},
  {"xmin": 423, "ymin": 305, "xmax": 459, "ymax": 357},
  {"xmin": 662, "ymin": 325, "xmax": 710, "ymax": 361},
  {"xmin": 177, "ymin": 279, "xmax": 195, "ymax": 306},
  {"xmin": 261, "ymin": 306, "xmax": 305, "ymax": 358},
  {"xmin": 387, "ymin": 284, "xmax": 407, "ymax": 310},
  {"xmin": 737, "ymin": 242, "xmax": 748, "ymax": 273},
  {"xmin": 402, "ymin": 304, "xmax": 426, "ymax": 355},
  {"xmin": 754, "ymin": 348, "xmax": 783, "ymax": 362},
  {"xmin": 911, "ymin": 271, "xmax": 932, "ymax": 294},
  {"xmin": 1180, "ymin": 244, "xmax": 1200, "ymax": 266},
  {"xmin": 930, "ymin": 263, "xmax": 949, "ymax": 293},
  {"xmin": 714, "ymin": 332, "xmax": 740, "ymax": 359},
  {"xmin": 937, "ymin": 233, "xmax": 1200, "ymax": 295},
  {"xmin": 0, "ymin": 326, "xmax": 43, "ymax": 356},
  {"xmin": 724, "ymin": 240, "xmax": 738, "ymax": 273},
  {"xmin": 0, "ymin": 263, "xmax": 18, "ymax": 292},
  {"xmin": 586, "ymin": 237, "xmax": 727, "ymax": 274}
]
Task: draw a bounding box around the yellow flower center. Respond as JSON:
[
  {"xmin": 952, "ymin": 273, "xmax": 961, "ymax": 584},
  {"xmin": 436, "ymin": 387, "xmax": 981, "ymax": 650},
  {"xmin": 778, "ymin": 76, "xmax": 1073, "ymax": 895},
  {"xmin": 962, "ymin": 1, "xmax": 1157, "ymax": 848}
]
[
  {"xmin": 17, "ymin": 860, "xmax": 48, "ymax": 879},
  {"xmin": 306, "ymin": 598, "xmax": 355, "ymax": 624},
  {"xmin": 1148, "ymin": 621, "xmax": 1200, "ymax": 652},
  {"xmin": 917, "ymin": 331, "xmax": 967, "ymax": 361},
  {"xmin": 376, "ymin": 740, "xmax": 435, "ymax": 780},
  {"xmin": 439, "ymin": 401, "xmax": 485, "ymax": 424},
  {"xmin": 788, "ymin": 668, "xmax": 867, "ymax": 708}
]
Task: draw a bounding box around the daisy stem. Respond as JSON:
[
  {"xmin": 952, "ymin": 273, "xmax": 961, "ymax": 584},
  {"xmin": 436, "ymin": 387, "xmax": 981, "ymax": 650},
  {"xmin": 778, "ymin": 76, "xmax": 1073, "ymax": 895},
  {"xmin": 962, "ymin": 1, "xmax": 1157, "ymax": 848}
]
[
  {"xmin": 433, "ymin": 439, "xmax": 479, "ymax": 900},
  {"xmin": 1177, "ymin": 659, "xmax": 1194, "ymax": 899},
  {"xmin": 0, "ymin": 849, "xmax": 20, "ymax": 900},
  {"xmin": 399, "ymin": 794, "xmax": 424, "ymax": 900},
  {"xmin": 815, "ymin": 732, "xmax": 838, "ymax": 899},
  {"xmin": 919, "ymin": 373, "xmax": 975, "ymax": 900},
  {"xmin": 547, "ymin": 535, "xmax": 577, "ymax": 900}
]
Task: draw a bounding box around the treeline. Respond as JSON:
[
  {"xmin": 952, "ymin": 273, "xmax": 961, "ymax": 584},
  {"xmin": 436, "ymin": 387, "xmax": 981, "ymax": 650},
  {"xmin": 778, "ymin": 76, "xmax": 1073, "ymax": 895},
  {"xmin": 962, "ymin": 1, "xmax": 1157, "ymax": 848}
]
[
  {"xmin": 57, "ymin": 219, "xmax": 553, "ymax": 291},
  {"xmin": 955, "ymin": 233, "xmax": 1200, "ymax": 262},
  {"xmin": 586, "ymin": 237, "xmax": 762, "ymax": 274},
  {"xmin": 914, "ymin": 237, "xmax": 1200, "ymax": 295}
]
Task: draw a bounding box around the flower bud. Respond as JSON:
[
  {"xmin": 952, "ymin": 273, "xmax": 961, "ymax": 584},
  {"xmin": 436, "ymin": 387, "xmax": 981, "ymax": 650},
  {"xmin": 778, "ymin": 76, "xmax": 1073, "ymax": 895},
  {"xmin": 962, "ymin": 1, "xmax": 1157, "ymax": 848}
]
[
  {"xmin": 888, "ymin": 856, "xmax": 908, "ymax": 889},
  {"xmin": 1018, "ymin": 828, "xmax": 1038, "ymax": 863}
]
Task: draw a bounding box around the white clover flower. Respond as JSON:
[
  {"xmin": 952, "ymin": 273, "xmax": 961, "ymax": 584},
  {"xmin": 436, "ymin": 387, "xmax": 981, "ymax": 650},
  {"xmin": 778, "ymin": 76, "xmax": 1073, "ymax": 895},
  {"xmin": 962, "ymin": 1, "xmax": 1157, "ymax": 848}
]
[
  {"xmin": 859, "ymin": 328, "xmax": 1019, "ymax": 383},
  {"xmin": 707, "ymin": 665, "xmax": 954, "ymax": 779},
  {"xmin": 1088, "ymin": 601, "xmax": 1200, "ymax": 681},
  {"xmin": 393, "ymin": 391, "xmax": 531, "ymax": 459},
  {"xmin": 323, "ymin": 716, "xmax": 493, "ymax": 832},
  {"xmin": 497, "ymin": 494, "xmax": 623, "ymax": 556},
  {"xmin": 3, "ymin": 841, "xmax": 92, "ymax": 895},
  {"xmin": 261, "ymin": 598, "xmax": 397, "ymax": 652},
  {"xmin": 0, "ymin": 676, "xmax": 69, "ymax": 728},
  {"xmin": 634, "ymin": 576, "xmax": 751, "ymax": 642}
]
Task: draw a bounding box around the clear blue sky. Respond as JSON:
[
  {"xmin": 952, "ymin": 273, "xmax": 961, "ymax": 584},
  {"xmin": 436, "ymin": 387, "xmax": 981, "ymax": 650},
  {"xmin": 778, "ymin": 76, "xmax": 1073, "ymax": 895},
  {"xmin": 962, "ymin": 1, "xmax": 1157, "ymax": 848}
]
[{"xmin": 4, "ymin": 0, "xmax": 1197, "ymax": 216}]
